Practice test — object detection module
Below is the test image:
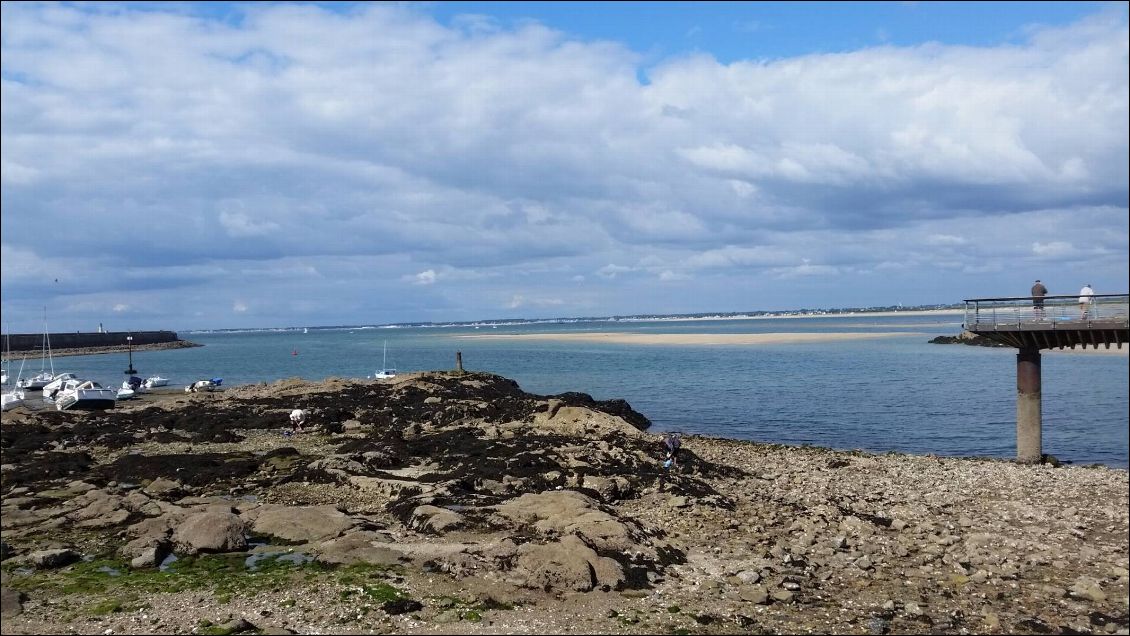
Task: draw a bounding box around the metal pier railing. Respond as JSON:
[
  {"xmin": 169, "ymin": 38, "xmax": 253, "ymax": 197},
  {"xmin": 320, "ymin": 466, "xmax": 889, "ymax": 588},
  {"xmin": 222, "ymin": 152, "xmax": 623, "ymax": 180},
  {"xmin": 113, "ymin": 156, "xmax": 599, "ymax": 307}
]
[
  {"xmin": 961, "ymin": 292, "xmax": 1128, "ymax": 463},
  {"xmin": 964, "ymin": 294, "xmax": 1129, "ymax": 350}
]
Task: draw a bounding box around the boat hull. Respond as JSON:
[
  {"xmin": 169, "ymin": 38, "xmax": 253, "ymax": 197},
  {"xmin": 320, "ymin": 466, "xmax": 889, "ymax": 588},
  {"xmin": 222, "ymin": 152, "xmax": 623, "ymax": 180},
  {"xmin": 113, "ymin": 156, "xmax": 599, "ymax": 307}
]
[
  {"xmin": 56, "ymin": 392, "xmax": 117, "ymax": 411},
  {"xmin": 1, "ymin": 391, "xmax": 26, "ymax": 411},
  {"xmin": 17, "ymin": 373, "xmax": 54, "ymax": 391}
]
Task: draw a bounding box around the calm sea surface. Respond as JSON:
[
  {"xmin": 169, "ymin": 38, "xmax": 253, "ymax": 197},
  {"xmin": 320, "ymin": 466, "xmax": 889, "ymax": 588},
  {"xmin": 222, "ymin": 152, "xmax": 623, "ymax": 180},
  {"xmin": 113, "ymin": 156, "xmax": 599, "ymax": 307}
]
[{"xmin": 13, "ymin": 314, "xmax": 1129, "ymax": 468}]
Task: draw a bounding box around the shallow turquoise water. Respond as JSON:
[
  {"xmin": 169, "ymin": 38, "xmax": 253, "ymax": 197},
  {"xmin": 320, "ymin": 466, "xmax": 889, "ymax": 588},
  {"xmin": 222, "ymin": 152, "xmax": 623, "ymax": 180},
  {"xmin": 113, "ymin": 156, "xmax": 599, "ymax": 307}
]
[{"xmin": 13, "ymin": 314, "xmax": 1128, "ymax": 467}]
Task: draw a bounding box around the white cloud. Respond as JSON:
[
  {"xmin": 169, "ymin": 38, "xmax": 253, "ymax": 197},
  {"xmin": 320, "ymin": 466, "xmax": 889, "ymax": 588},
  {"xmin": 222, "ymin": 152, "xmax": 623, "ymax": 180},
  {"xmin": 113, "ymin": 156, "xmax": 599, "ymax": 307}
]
[
  {"xmin": 219, "ymin": 209, "xmax": 280, "ymax": 238},
  {"xmin": 1032, "ymin": 241, "xmax": 1074, "ymax": 257},
  {"xmin": 597, "ymin": 264, "xmax": 636, "ymax": 279},
  {"xmin": 0, "ymin": 3, "xmax": 1125, "ymax": 329},
  {"xmin": 925, "ymin": 234, "xmax": 968, "ymax": 246},
  {"xmin": 410, "ymin": 269, "xmax": 438, "ymax": 285},
  {"xmin": 658, "ymin": 270, "xmax": 690, "ymax": 281}
]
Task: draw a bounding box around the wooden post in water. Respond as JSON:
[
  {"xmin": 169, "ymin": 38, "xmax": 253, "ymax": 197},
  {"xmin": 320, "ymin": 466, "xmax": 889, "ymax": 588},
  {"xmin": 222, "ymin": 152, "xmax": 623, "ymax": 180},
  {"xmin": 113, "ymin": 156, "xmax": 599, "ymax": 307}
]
[
  {"xmin": 455, "ymin": 351, "xmax": 463, "ymax": 373},
  {"xmin": 1016, "ymin": 346, "xmax": 1042, "ymax": 463}
]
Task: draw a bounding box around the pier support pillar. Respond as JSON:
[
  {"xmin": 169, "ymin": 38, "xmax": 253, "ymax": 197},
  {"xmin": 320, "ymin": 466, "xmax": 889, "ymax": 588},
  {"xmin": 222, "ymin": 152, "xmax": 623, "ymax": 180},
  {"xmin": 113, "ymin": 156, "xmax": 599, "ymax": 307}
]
[{"xmin": 1016, "ymin": 346, "xmax": 1042, "ymax": 463}]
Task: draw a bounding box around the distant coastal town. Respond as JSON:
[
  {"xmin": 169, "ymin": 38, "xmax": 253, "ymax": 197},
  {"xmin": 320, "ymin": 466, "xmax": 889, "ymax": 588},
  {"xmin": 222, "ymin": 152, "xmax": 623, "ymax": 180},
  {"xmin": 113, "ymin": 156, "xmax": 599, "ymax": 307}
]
[{"xmin": 186, "ymin": 304, "xmax": 964, "ymax": 334}]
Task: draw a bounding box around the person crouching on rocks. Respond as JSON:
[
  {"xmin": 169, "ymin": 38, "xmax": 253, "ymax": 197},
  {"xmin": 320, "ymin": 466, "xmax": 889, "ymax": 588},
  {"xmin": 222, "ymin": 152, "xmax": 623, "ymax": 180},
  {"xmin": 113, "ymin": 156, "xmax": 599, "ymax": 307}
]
[
  {"xmin": 288, "ymin": 409, "xmax": 306, "ymax": 435},
  {"xmin": 663, "ymin": 432, "xmax": 682, "ymax": 470}
]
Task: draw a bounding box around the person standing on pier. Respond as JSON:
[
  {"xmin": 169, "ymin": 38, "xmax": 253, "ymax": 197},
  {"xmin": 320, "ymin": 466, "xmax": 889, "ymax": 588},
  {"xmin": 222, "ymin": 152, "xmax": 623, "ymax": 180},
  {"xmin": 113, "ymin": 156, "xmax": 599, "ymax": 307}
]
[
  {"xmin": 1078, "ymin": 283, "xmax": 1095, "ymax": 318},
  {"xmin": 1031, "ymin": 279, "xmax": 1048, "ymax": 318}
]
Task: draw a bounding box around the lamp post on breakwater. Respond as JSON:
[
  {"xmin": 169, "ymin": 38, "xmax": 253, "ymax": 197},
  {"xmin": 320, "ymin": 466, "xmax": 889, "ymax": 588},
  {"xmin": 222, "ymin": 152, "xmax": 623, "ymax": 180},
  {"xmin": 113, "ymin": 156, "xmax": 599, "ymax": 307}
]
[
  {"xmin": 963, "ymin": 293, "xmax": 1129, "ymax": 463},
  {"xmin": 124, "ymin": 334, "xmax": 137, "ymax": 376}
]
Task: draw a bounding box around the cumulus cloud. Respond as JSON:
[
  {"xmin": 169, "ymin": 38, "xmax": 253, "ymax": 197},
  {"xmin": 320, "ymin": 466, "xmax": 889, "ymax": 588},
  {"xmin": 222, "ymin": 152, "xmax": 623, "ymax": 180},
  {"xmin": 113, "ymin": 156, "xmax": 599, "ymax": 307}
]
[
  {"xmin": 410, "ymin": 270, "xmax": 438, "ymax": 286},
  {"xmin": 1032, "ymin": 241, "xmax": 1074, "ymax": 257},
  {"xmin": 1, "ymin": 3, "xmax": 1126, "ymax": 329}
]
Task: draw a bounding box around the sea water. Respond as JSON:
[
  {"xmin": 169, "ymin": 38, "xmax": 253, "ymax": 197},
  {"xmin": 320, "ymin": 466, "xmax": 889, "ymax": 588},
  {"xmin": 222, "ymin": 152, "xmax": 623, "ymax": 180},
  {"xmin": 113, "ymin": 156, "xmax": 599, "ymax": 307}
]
[{"xmin": 20, "ymin": 314, "xmax": 1129, "ymax": 468}]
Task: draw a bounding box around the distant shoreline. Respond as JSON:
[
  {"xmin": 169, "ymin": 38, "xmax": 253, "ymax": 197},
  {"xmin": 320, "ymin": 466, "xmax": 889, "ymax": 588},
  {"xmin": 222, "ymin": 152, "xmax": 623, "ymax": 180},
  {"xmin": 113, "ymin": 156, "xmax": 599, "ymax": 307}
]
[
  {"xmin": 457, "ymin": 332, "xmax": 925, "ymax": 345},
  {"xmin": 629, "ymin": 308, "xmax": 966, "ymax": 322}
]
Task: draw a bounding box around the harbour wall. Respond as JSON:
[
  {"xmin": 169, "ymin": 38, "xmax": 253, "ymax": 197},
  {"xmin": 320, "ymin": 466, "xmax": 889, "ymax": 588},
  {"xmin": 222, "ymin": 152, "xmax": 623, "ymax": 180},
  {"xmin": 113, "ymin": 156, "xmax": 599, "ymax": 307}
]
[{"xmin": 5, "ymin": 331, "xmax": 181, "ymax": 352}]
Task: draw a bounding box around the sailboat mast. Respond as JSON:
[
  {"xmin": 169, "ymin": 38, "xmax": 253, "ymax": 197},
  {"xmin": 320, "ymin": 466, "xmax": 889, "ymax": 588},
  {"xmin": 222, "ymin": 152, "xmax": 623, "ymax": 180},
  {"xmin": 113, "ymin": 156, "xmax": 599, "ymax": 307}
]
[{"xmin": 44, "ymin": 306, "xmax": 54, "ymax": 375}]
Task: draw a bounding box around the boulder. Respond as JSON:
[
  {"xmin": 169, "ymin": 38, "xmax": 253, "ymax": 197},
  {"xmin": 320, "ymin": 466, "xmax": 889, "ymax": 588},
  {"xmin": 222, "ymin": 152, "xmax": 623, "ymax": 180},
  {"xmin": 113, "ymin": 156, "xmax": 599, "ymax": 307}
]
[
  {"xmin": 174, "ymin": 511, "xmax": 247, "ymax": 554},
  {"xmin": 142, "ymin": 478, "xmax": 185, "ymax": 498},
  {"xmin": 0, "ymin": 586, "xmax": 24, "ymax": 618},
  {"xmin": 68, "ymin": 490, "xmax": 130, "ymax": 528},
  {"xmin": 130, "ymin": 545, "xmax": 168, "ymax": 569},
  {"xmin": 516, "ymin": 535, "xmax": 624, "ymax": 592},
  {"xmin": 122, "ymin": 533, "xmax": 172, "ymax": 568},
  {"xmin": 492, "ymin": 491, "xmax": 652, "ymax": 555},
  {"xmin": 27, "ymin": 548, "xmax": 81, "ymax": 569},
  {"xmin": 251, "ymin": 505, "xmax": 356, "ymax": 543},
  {"xmin": 531, "ymin": 405, "xmax": 647, "ymax": 439},
  {"xmin": 409, "ymin": 505, "xmax": 466, "ymax": 534},
  {"xmin": 311, "ymin": 531, "xmax": 401, "ymax": 566}
]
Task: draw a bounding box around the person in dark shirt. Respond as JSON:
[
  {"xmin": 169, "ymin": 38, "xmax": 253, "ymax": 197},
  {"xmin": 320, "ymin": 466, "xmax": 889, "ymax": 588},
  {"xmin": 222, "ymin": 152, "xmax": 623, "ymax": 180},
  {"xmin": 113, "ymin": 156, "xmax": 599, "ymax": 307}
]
[{"xmin": 1031, "ymin": 279, "xmax": 1048, "ymax": 317}]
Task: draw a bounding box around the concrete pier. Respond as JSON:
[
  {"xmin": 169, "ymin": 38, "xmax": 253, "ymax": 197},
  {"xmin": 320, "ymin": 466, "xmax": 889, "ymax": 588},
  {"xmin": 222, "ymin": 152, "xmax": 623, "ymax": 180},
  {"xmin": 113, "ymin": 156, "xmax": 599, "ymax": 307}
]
[
  {"xmin": 964, "ymin": 294, "xmax": 1128, "ymax": 463},
  {"xmin": 1016, "ymin": 347, "xmax": 1042, "ymax": 463},
  {"xmin": 6, "ymin": 330, "xmax": 181, "ymax": 352}
]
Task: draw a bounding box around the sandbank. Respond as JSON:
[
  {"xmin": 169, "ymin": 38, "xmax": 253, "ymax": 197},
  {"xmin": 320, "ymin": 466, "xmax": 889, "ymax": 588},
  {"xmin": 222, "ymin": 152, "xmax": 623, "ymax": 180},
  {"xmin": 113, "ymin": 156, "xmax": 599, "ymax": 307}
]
[{"xmin": 457, "ymin": 331, "xmax": 923, "ymax": 345}]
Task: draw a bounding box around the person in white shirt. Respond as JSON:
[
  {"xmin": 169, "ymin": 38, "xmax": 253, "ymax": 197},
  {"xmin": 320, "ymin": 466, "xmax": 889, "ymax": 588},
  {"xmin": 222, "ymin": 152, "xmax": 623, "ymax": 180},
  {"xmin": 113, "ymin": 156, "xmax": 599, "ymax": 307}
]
[{"xmin": 1078, "ymin": 284, "xmax": 1095, "ymax": 318}]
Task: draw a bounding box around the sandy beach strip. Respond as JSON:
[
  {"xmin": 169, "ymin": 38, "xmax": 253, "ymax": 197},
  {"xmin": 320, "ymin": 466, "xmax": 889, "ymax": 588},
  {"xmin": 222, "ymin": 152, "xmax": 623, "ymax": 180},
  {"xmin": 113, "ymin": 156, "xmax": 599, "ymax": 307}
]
[{"xmin": 456, "ymin": 331, "xmax": 923, "ymax": 345}]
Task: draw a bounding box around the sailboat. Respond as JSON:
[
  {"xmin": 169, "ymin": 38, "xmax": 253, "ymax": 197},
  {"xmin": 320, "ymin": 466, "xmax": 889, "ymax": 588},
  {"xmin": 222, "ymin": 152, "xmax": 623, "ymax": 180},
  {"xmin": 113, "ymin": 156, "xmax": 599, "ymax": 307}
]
[
  {"xmin": 17, "ymin": 309, "xmax": 56, "ymax": 391},
  {"xmin": 373, "ymin": 341, "xmax": 397, "ymax": 379},
  {"xmin": 1, "ymin": 326, "xmax": 9, "ymax": 386},
  {"xmin": 1, "ymin": 356, "xmax": 26, "ymax": 411},
  {"xmin": 1, "ymin": 329, "xmax": 25, "ymax": 410}
]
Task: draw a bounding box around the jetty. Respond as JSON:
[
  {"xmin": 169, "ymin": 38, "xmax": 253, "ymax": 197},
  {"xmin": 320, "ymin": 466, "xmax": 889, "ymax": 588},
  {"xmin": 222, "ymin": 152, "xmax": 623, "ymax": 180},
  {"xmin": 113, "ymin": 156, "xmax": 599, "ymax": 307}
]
[
  {"xmin": 963, "ymin": 293, "xmax": 1129, "ymax": 463},
  {"xmin": 4, "ymin": 331, "xmax": 181, "ymax": 352}
]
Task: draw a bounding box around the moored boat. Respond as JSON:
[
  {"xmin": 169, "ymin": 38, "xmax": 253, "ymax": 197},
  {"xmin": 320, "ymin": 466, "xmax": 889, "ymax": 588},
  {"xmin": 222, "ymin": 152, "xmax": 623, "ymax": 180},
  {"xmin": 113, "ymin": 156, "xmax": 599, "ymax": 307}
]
[
  {"xmin": 42, "ymin": 372, "xmax": 80, "ymax": 397},
  {"xmin": 18, "ymin": 309, "xmax": 56, "ymax": 391},
  {"xmin": 143, "ymin": 376, "xmax": 169, "ymax": 388},
  {"xmin": 1, "ymin": 388, "xmax": 25, "ymax": 411},
  {"xmin": 373, "ymin": 341, "xmax": 397, "ymax": 379},
  {"xmin": 17, "ymin": 371, "xmax": 55, "ymax": 391},
  {"xmin": 54, "ymin": 379, "xmax": 117, "ymax": 411}
]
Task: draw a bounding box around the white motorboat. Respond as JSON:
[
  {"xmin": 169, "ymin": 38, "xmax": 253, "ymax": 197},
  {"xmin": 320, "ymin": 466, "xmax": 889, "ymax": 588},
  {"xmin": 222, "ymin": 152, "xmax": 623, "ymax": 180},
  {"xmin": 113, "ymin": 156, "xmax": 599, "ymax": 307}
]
[
  {"xmin": 143, "ymin": 376, "xmax": 169, "ymax": 388},
  {"xmin": 373, "ymin": 341, "xmax": 397, "ymax": 380},
  {"xmin": 42, "ymin": 372, "xmax": 80, "ymax": 397},
  {"xmin": 185, "ymin": 379, "xmax": 220, "ymax": 393},
  {"xmin": 54, "ymin": 379, "xmax": 117, "ymax": 411},
  {"xmin": 1, "ymin": 388, "xmax": 25, "ymax": 411},
  {"xmin": 117, "ymin": 377, "xmax": 144, "ymax": 400}
]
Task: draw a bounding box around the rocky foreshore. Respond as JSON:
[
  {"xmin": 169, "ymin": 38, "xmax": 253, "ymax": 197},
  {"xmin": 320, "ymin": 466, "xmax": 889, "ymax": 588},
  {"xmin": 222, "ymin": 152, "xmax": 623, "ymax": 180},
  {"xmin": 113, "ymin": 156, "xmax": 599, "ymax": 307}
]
[{"xmin": 1, "ymin": 371, "xmax": 1127, "ymax": 635}]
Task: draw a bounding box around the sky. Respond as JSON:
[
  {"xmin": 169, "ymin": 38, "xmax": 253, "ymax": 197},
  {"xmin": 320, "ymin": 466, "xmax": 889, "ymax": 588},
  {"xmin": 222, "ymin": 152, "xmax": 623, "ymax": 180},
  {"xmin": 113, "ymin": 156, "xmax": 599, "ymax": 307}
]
[{"xmin": 1, "ymin": 1, "xmax": 1128, "ymax": 332}]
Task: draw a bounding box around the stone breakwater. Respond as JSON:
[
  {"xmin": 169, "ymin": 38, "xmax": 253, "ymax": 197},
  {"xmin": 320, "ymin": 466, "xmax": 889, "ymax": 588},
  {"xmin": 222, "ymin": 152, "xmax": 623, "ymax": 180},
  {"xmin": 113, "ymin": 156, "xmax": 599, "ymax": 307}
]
[
  {"xmin": 44, "ymin": 340, "xmax": 203, "ymax": 359},
  {"xmin": 0, "ymin": 371, "xmax": 1126, "ymax": 635}
]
